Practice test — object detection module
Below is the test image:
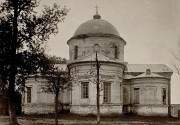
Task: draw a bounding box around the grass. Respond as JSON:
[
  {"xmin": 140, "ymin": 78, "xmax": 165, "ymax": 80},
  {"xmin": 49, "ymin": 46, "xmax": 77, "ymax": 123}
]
[
  {"xmin": 1, "ymin": 113, "xmax": 180, "ymax": 125},
  {"xmin": 18, "ymin": 113, "xmax": 180, "ymax": 123}
]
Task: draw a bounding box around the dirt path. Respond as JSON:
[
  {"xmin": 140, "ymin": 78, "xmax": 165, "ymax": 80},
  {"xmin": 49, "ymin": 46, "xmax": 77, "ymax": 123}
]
[{"xmin": 0, "ymin": 116, "xmax": 180, "ymax": 125}]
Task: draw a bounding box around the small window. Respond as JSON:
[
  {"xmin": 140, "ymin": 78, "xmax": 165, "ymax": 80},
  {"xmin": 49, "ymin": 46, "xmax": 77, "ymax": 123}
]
[
  {"xmin": 81, "ymin": 82, "xmax": 89, "ymax": 98},
  {"xmin": 103, "ymin": 82, "xmax": 111, "ymax": 103},
  {"xmin": 114, "ymin": 46, "xmax": 118, "ymax": 59},
  {"xmin": 27, "ymin": 87, "xmax": 32, "ymax": 103},
  {"xmin": 74, "ymin": 45, "xmax": 78, "ymax": 59},
  {"xmin": 134, "ymin": 88, "xmax": 139, "ymax": 104},
  {"xmin": 162, "ymin": 88, "xmax": 166, "ymax": 104}
]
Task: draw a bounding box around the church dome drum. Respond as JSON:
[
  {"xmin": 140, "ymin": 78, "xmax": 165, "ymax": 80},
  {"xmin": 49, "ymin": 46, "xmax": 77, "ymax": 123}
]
[{"xmin": 67, "ymin": 14, "xmax": 126, "ymax": 62}]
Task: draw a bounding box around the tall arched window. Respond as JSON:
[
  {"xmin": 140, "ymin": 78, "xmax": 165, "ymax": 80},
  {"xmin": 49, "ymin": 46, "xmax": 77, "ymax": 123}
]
[
  {"xmin": 114, "ymin": 46, "xmax": 118, "ymax": 59},
  {"xmin": 74, "ymin": 45, "xmax": 78, "ymax": 59}
]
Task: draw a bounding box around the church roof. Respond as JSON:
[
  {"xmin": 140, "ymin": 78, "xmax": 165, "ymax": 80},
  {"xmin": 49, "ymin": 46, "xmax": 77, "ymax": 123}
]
[
  {"xmin": 74, "ymin": 14, "xmax": 120, "ymax": 37},
  {"xmin": 126, "ymin": 64, "xmax": 173, "ymax": 73}
]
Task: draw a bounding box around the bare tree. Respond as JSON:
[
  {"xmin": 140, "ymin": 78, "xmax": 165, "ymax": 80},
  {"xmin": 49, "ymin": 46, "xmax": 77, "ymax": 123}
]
[
  {"xmin": 41, "ymin": 61, "xmax": 72, "ymax": 125},
  {"xmin": 170, "ymin": 41, "xmax": 180, "ymax": 116},
  {"xmin": 84, "ymin": 59, "xmax": 107, "ymax": 125},
  {"xmin": 95, "ymin": 53, "xmax": 101, "ymax": 125},
  {"xmin": 171, "ymin": 41, "xmax": 180, "ymax": 75}
]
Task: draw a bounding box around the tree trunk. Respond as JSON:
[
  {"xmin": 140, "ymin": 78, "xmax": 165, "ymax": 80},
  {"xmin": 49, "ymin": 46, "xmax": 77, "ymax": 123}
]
[
  {"xmin": 1, "ymin": 94, "xmax": 7, "ymax": 116},
  {"xmin": 8, "ymin": 0, "xmax": 19, "ymax": 124},
  {"xmin": 8, "ymin": 98, "xmax": 19, "ymax": 125},
  {"xmin": 96, "ymin": 80, "xmax": 100, "ymax": 125},
  {"xmin": 54, "ymin": 75, "xmax": 61, "ymax": 125},
  {"xmin": 168, "ymin": 82, "xmax": 171, "ymax": 117},
  {"xmin": 96, "ymin": 52, "xmax": 100, "ymax": 125},
  {"xmin": 97, "ymin": 80, "xmax": 100, "ymax": 125},
  {"xmin": 55, "ymin": 91, "xmax": 59, "ymax": 125},
  {"xmin": 0, "ymin": 79, "xmax": 7, "ymax": 116}
]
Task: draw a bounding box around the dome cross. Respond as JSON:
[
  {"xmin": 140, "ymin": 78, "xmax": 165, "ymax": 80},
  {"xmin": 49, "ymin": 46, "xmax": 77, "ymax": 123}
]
[{"xmin": 95, "ymin": 5, "xmax": 99, "ymax": 14}]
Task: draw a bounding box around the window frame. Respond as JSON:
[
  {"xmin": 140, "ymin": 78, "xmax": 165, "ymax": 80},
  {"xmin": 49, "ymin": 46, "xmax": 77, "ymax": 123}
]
[
  {"xmin": 114, "ymin": 46, "xmax": 119, "ymax": 59},
  {"xmin": 27, "ymin": 87, "xmax": 32, "ymax": 103},
  {"xmin": 103, "ymin": 82, "xmax": 111, "ymax": 103},
  {"xmin": 74, "ymin": 45, "xmax": 78, "ymax": 59},
  {"xmin": 81, "ymin": 82, "xmax": 89, "ymax": 99},
  {"xmin": 162, "ymin": 88, "xmax": 167, "ymax": 104},
  {"xmin": 134, "ymin": 88, "xmax": 140, "ymax": 104}
]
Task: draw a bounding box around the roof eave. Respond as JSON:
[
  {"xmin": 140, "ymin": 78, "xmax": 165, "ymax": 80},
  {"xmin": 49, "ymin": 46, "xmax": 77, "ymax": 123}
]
[{"xmin": 67, "ymin": 34, "xmax": 126, "ymax": 45}]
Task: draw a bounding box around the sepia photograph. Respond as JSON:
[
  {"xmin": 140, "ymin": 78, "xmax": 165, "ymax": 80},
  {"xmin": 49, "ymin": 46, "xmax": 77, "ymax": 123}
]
[{"xmin": 0, "ymin": 0, "xmax": 180, "ymax": 124}]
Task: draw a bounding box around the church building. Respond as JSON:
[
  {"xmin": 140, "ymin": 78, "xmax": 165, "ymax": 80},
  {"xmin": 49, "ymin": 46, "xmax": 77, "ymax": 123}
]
[{"xmin": 23, "ymin": 12, "xmax": 173, "ymax": 116}]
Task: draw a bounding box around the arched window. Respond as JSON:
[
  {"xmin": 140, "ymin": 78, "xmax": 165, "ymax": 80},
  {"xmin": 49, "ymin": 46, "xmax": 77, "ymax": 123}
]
[
  {"xmin": 74, "ymin": 45, "xmax": 78, "ymax": 59},
  {"xmin": 114, "ymin": 46, "xmax": 118, "ymax": 59}
]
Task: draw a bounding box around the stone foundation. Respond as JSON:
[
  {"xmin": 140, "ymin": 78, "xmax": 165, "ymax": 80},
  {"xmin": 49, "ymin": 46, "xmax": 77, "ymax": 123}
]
[
  {"xmin": 131, "ymin": 105, "xmax": 168, "ymax": 116},
  {"xmin": 171, "ymin": 104, "xmax": 180, "ymax": 117},
  {"xmin": 23, "ymin": 103, "xmax": 56, "ymax": 114},
  {"xmin": 71, "ymin": 104, "xmax": 123, "ymax": 115},
  {"xmin": 23, "ymin": 103, "xmax": 71, "ymax": 114}
]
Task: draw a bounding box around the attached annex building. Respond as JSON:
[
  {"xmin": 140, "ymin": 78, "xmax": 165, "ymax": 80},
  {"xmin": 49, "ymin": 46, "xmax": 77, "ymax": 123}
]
[{"xmin": 23, "ymin": 13, "xmax": 173, "ymax": 116}]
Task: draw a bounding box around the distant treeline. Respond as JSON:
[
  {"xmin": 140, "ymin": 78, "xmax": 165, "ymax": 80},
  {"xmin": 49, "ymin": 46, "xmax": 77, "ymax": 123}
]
[{"xmin": 49, "ymin": 55, "xmax": 67, "ymax": 64}]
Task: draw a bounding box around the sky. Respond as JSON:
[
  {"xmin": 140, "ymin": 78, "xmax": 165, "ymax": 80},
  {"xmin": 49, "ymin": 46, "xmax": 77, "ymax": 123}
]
[{"xmin": 1, "ymin": 0, "xmax": 180, "ymax": 104}]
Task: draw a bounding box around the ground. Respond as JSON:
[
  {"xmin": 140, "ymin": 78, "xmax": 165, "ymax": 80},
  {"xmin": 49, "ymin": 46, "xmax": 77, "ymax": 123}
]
[{"xmin": 0, "ymin": 114, "xmax": 180, "ymax": 125}]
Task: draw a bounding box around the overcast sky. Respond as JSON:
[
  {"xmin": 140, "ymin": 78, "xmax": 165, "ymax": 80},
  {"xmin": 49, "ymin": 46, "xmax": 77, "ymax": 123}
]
[{"xmin": 1, "ymin": 0, "xmax": 180, "ymax": 104}]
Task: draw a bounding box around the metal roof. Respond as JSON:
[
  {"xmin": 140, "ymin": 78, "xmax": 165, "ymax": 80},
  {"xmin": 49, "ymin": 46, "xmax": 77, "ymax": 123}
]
[
  {"xmin": 74, "ymin": 18, "xmax": 120, "ymax": 37},
  {"xmin": 126, "ymin": 64, "xmax": 173, "ymax": 73}
]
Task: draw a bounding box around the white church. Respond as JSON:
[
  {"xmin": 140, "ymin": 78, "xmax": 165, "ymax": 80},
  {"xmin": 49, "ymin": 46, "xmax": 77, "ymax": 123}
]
[{"xmin": 22, "ymin": 12, "xmax": 176, "ymax": 116}]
